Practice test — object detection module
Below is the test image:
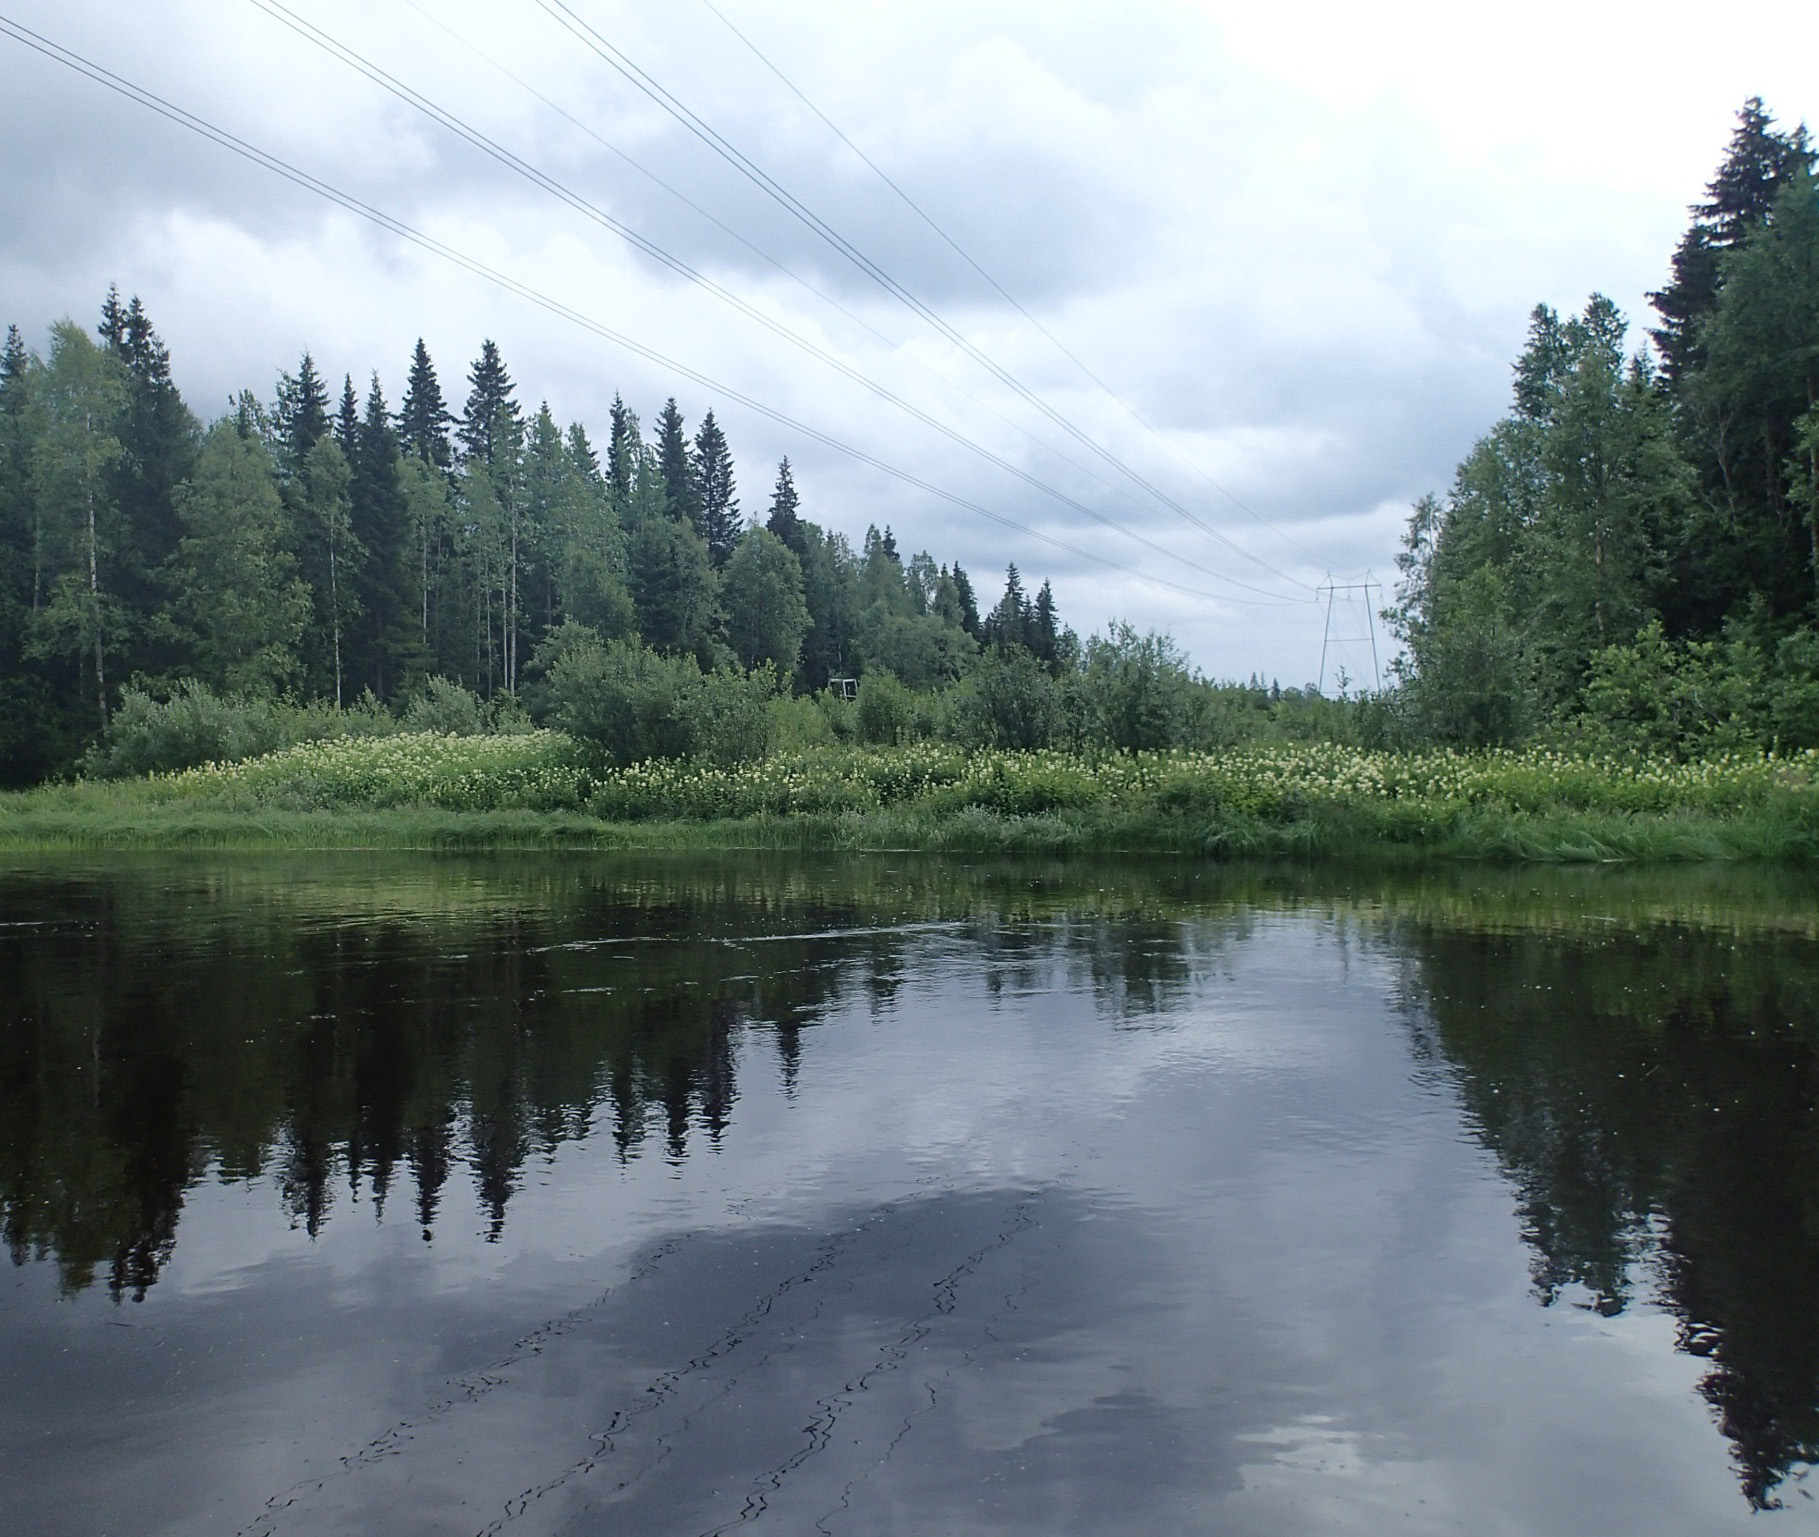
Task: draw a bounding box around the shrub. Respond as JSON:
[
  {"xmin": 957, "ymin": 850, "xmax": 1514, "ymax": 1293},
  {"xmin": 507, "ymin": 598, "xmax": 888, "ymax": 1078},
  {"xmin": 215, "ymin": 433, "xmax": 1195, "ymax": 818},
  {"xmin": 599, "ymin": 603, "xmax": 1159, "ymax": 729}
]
[
  {"xmin": 695, "ymin": 665, "xmax": 777, "ymax": 766},
  {"xmin": 530, "ymin": 624, "xmax": 775, "ymax": 767},
  {"xmin": 1078, "ymin": 624, "xmax": 1199, "ymax": 752},
  {"xmin": 84, "ymin": 682, "xmax": 319, "ymax": 778},
  {"xmin": 955, "ymin": 649, "xmax": 1063, "ymax": 749},
  {"xmin": 401, "ymin": 677, "xmax": 492, "ymax": 736},
  {"xmin": 856, "ymin": 670, "xmax": 916, "ymax": 745}
]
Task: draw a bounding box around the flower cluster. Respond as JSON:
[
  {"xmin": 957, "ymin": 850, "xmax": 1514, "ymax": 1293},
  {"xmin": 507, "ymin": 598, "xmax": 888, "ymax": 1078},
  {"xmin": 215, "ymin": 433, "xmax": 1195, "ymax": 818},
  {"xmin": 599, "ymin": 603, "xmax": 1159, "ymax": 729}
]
[
  {"xmin": 151, "ymin": 734, "xmax": 1819, "ymax": 822},
  {"xmin": 153, "ymin": 730, "xmax": 594, "ymax": 812}
]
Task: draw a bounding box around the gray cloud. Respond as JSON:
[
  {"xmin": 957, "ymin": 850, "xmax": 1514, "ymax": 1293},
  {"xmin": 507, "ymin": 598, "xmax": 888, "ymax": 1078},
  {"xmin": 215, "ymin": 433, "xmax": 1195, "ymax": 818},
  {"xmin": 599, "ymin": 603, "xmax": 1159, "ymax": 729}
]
[{"xmin": 3, "ymin": 0, "xmax": 1803, "ymax": 679}]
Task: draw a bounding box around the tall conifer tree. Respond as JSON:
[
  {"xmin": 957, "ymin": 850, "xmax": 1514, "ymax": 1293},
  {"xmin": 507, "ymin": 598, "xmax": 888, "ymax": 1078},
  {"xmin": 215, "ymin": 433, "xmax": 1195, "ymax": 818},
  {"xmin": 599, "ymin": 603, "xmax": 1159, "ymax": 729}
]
[
  {"xmin": 1649, "ymin": 99, "xmax": 1815, "ymax": 384},
  {"xmin": 691, "ymin": 409, "xmax": 739, "ymax": 565},
  {"xmin": 275, "ymin": 352, "xmax": 330, "ymax": 473},
  {"xmin": 399, "ymin": 339, "xmax": 452, "ymax": 469},
  {"xmin": 605, "ymin": 392, "xmax": 631, "ymax": 503},
  {"xmin": 334, "ymin": 374, "xmax": 359, "ymax": 458},
  {"xmin": 458, "ymin": 340, "xmax": 522, "ymax": 469},
  {"xmin": 95, "ymin": 291, "xmax": 197, "ymax": 672},
  {"xmin": 654, "ymin": 397, "xmax": 700, "ymax": 527},
  {"xmin": 764, "ymin": 457, "xmax": 805, "ymax": 559}
]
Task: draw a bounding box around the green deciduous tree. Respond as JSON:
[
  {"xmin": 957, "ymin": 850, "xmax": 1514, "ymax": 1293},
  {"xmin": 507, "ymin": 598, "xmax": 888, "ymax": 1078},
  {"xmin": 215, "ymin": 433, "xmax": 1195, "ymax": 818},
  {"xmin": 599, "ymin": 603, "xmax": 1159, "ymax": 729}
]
[
  {"xmin": 25, "ymin": 321, "xmax": 128, "ymax": 729},
  {"xmin": 159, "ymin": 419, "xmax": 309, "ymax": 693},
  {"xmin": 721, "ymin": 525, "xmax": 810, "ymax": 673}
]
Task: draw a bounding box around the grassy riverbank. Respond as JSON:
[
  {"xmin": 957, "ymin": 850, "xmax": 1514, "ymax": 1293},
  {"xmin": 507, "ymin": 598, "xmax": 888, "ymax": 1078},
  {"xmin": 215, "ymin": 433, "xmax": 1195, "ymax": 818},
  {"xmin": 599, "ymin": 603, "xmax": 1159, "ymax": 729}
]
[{"xmin": 3, "ymin": 734, "xmax": 1817, "ymax": 859}]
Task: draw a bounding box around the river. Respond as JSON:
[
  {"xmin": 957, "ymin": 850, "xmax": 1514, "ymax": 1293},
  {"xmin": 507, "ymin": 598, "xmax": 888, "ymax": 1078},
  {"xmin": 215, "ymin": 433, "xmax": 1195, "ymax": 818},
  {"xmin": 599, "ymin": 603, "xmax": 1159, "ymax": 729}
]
[{"xmin": 3, "ymin": 853, "xmax": 1817, "ymax": 1534}]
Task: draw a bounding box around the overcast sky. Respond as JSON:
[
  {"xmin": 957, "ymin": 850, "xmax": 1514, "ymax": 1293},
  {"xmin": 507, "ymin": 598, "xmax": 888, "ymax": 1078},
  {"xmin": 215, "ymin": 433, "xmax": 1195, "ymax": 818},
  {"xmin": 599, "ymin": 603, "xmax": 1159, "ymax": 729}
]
[{"xmin": 4, "ymin": 0, "xmax": 1816, "ymax": 683}]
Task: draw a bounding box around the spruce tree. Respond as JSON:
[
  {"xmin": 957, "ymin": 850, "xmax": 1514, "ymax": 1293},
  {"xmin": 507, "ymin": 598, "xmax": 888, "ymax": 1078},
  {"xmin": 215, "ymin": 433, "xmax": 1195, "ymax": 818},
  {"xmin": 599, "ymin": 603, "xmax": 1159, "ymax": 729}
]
[
  {"xmin": 655, "ymin": 397, "xmax": 700, "ymax": 527},
  {"xmin": 983, "ymin": 565, "xmax": 1030, "ymax": 650},
  {"xmin": 458, "ymin": 340, "xmax": 522, "ymax": 469},
  {"xmin": 275, "ymin": 352, "xmax": 330, "ymax": 473},
  {"xmin": 0, "ymin": 326, "xmax": 43, "ymax": 783},
  {"xmin": 764, "ymin": 457, "xmax": 805, "ymax": 558},
  {"xmin": 351, "ymin": 373, "xmax": 418, "ymax": 698},
  {"xmin": 606, "ymin": 392, "xmax": 631, "ymax": 503},
  {"xmin": 335, "ymin": 374, "xmax": 359, "ymax": 458},
  {"xmin": 566, "ymin": 421, "xmax": 602, "ymax": 487},
  {"xmin": 95, "ymin": 292, "xmax": 198, "ymax": 671},
  {"xmin": 691, "ymin": 409, "xmax": 739, "ymax": 565},
  {"xmin": 1649, "ymin": 98, "xmax": 1815, "ymax": 384},
  {"xmin": 950, "ymin": 563, "xmax": 980, "ymax": 636},
  {"xmin": 399, "ymin": 339, "xmax": 452, "ymax": 469},
  {"xmin": 1031, "ymin": 579, "xmax": 1060, "ymax": 666}
]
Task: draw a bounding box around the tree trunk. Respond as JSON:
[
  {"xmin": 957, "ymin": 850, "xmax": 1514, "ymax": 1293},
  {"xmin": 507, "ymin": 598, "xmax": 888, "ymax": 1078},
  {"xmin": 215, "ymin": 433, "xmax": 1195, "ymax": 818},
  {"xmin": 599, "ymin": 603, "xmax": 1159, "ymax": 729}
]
[{"xmin": 88, "ymin": 481, "xmax": 105, "ymax": 727}]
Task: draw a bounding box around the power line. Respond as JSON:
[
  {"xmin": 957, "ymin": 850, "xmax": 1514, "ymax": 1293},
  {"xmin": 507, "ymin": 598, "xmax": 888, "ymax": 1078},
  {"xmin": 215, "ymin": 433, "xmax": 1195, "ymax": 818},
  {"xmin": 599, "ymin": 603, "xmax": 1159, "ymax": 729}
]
[
  {"xmin": 0, "ymin": 9, "xmax": 1290, "ymax": 610},
  {"xmin": 395, "ymin": 0, "xmax": 1270, "ymax": 571},
  {"xmin": 696, "ymin": 0, "xmax": 1331, "ymax": 569},
  {"xmin": 245, "ymin": 0, "xmax": 1300, "ymax": 603},
  {"xmin": 531, "ymin": 0, "xmax": 1315, "ymax": 594}
]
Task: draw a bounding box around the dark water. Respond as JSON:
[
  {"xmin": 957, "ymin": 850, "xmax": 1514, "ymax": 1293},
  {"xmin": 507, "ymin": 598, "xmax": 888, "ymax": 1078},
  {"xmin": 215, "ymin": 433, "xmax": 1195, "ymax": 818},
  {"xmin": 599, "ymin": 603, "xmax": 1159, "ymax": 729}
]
[{"xmin": 4, "ymin": 855, "xmax": 1819, "ymax": 1536}]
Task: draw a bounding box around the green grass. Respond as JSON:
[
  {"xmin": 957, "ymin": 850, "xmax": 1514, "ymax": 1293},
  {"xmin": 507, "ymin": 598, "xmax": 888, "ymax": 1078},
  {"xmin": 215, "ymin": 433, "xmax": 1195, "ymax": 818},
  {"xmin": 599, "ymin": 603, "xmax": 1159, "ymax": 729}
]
[{"xmin": 4, "ymin": 733, "xmax": 1817, "ymax": 859}]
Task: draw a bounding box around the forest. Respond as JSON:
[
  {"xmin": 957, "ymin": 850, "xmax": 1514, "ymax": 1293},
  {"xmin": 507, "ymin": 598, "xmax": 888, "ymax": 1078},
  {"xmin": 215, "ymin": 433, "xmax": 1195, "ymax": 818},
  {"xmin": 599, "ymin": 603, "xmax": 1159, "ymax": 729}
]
[
  {"xmin": 0, "ymin": 289, "xmax": 1106, "ymax": 784},
  {"xmin": 1, "ymin": 98, "xmax": 1817, "ymax": 804},
  {"xmin": 1388, "ymin": 98, "xmax": 1819, "ymax": 754}
]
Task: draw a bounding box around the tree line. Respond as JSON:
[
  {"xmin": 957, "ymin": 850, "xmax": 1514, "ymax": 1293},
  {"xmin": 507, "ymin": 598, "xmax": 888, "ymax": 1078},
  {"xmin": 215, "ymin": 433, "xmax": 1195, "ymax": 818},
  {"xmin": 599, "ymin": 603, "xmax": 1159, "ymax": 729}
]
[
  {"xmin": 1391, "ymin": 98, "xmax": 1819, "ymax": 753},
  {"xmin": 0, "ymin": 299, "xmax": 1083, "ymax": 783}
]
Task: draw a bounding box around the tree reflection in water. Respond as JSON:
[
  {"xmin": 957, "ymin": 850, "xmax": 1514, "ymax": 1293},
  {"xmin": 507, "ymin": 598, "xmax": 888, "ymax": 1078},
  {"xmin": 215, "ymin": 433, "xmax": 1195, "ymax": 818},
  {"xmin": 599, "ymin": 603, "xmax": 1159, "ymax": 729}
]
[{"xmin": 4, "ymin": 854, "xmax": 1819, "ymax": 1509}]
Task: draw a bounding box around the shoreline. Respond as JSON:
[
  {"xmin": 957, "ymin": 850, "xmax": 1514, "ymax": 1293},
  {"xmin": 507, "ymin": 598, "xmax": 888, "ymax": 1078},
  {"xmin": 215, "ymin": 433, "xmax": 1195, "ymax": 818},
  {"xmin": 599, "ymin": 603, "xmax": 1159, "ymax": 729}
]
[{"xmin": 1, "ymin": 799, "xmax": 1813, "ymax": 861}]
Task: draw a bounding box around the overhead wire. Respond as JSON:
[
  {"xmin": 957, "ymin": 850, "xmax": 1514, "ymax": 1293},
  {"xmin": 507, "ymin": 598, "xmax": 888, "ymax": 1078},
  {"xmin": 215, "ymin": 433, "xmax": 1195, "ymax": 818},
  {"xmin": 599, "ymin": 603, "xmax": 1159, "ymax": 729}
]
[
  {"xmin": 0, "ymin": 10, "xmax": 1294, "ymax": 608},
  {"xmin": 533, "ymin": 0, "xmax": 1315, "ymax": 593},
  {"xmin": 393, "ymin": 0, "xmax": 1246, "ymax": 554},
  {"xmin": 696, "ymin": 0, "xmax": 1331, "ymax": 568},
  {"xmin": 243, "ymin": 0, "xmax": 1299, "ymax": 602}
]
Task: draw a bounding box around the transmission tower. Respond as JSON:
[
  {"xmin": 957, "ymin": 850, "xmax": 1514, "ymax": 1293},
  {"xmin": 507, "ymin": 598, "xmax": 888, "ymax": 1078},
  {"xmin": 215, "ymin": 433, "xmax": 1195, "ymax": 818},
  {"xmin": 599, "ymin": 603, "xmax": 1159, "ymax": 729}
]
[{"xmin": 1317, "ymin": 576, "xmax": 1382, "ymax": 694}]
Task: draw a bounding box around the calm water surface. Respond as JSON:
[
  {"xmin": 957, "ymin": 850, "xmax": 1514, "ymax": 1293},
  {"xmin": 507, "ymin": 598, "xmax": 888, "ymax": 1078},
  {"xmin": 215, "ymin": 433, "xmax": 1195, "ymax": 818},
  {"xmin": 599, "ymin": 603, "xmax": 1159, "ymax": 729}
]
[{"xmin": 4, "ymin": 854, "xmax": 1819, "ymax": 1535}]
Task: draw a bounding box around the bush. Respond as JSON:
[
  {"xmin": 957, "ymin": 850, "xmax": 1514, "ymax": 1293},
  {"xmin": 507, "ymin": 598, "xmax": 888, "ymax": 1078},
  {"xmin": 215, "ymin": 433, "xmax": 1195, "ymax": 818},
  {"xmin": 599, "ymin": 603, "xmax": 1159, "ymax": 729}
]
[
  {"xmin": 1770, "ymin": 631, "xmax": 1819, "ymax": 748},
  {"xmin": 695, "ymin": 665, "xmax": 777, "ymax": 766},
  {"xmin": 84, "ymin": 682, "xmax": 320, "ymax": 778},
  {"xmin": 529, "ymin": 624, "xmax": 774, "ymax": 767},
  {"xmin": 401, "ymin": 677, "xmax": 491, "ymax": 736},
  {"xmin": 1077, "ymin": 624, "xmax": 1199, "ymax": 752},
  {"xmin": 856, "ymin": 670, "xmax": 916, "ymax": 745},
  {"xmin": 1571, "ymin": 620, "xmax": 1764, "ymax": 758},
  {"xmin": 955, "ymin": 649, "xmax": 1062, "ymax": 749}
]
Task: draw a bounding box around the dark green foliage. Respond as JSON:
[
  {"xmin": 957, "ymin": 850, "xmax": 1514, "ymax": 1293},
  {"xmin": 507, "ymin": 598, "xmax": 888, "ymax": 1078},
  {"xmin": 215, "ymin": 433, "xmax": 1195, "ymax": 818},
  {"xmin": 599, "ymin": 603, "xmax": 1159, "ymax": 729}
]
[
  {"xmin": 334, "ymin": 373, "xmax": 358, "ymax": 458},
  {"xmin": 691, "ymin": 409, "xmax": 738, "ymax": 564},
  {"xmin": 763, "ymin": 457, "xmax": 805, "ymax": 558},
  {"xmin": 956, "ymin": 648, "xmax": 1063, "ymax": 748},
  {"xmin": 274, "ymin": 351, "xmax": 330, "ymax": 471},
  {"xmin": 457, "ymin": 340, "xmax": 521, "ymax": 469},
  {"xmin": 630, "ymin": 513, "xmax": 718, "ymax": 662},
  {"xmin": 721, "ymin": 526, "xmax": 810, "ymax": 673},
  {"xmin": 606, "ymin": 392, "xmax": 632, "ymax": 503},
  {"xmin": 96, "ymin": 291, "xmax": 198, "ymax": 675},
  {"xmin": 398, "ymin": 339, "xmax": 452, "ymax": 469},
  {"xmin": 982, "ymin": 564, "xmax": 1029, "ymax": 651},
  {"xmin": 528, "ymin": 624, "xmax": 771, "ymax": 767},
  {"xmin": 654, "ymin": 397, "xmax": 700, "ymax": 528},
  {"xmin": 1649, "ymin": 98, "xmax": 1813, "ymax": 385},
  {"xmin": 949, "ymin": 562, "xmax": 980, "ymax": 636}
]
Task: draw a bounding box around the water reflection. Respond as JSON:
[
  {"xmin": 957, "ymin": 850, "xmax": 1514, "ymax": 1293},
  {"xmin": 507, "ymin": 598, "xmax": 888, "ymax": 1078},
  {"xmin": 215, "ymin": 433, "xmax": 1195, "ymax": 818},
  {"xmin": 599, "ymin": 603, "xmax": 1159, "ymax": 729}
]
[
  {"xmin": 1397, "ymin": 918, "xmax": 1819, "ymax": 1508},
  {"xmin": 4, "ymin": 854, "xmax": 1819, "ymax": 1529}
]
